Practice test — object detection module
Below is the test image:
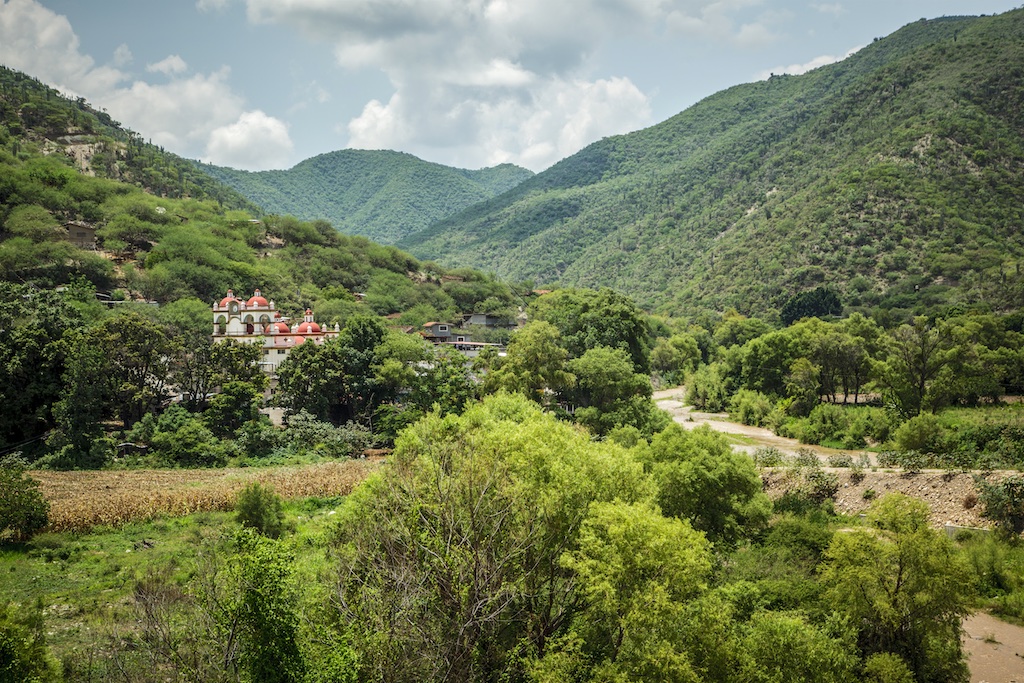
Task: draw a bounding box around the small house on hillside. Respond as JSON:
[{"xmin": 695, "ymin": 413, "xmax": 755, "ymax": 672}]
[
  {"xmin": 64, "ymin": 220, "xmax": 96, "ymax": 249},
  {"xmin": 422, "ymin": 322, "xmax": 471, "ymax": 343}
]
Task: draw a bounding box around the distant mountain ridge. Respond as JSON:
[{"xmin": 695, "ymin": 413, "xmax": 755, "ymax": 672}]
[
  {"xmin": 195, "ymin": 150, "xmax": 534, "ymax": 244},
  {"xmin": 398, "ymin": 10, "xmax": 1024, "ymax": 319}
]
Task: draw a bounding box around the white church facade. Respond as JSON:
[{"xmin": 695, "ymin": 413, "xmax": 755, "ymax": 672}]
[{"xmin": 212, "ymin": 288, "xmax": 339, "ymax": 373}]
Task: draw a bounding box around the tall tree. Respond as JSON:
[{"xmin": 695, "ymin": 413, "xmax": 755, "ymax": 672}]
[{"xmin": 821, "ymin": 494, "xmax": 972, "ymax": 683}]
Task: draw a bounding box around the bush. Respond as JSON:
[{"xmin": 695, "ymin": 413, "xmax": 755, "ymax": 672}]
[
  {"xmin": 753, "ymin": 446, "xmax": 785, "ymax": 467},
  {"xmin": 0, "ymin": 601, "xmax": 60, "ymax": 682},
  {"xmin": 976, "ymin": 475, "xmax": 1024, "ymax": 537},
  {"xmin": 235, "ymin": 483, "xmax": 286, "ymax": 539},
  {"xmin": 893, "ymin": 413, "xmax": 946, "ymax": 454},
  {"xmin": 801, "ymin": 403, "xmax": 850, "ymax": 446},
  {"xmin": 730, "ymin": 389, "xmax": 774, "ymax": 427},
  {"xmin": 862, "ymin": 653, "xmax": 914, "ymax": 683},
  {"xmin": 0, "ymin": 455, "xmax": 49, "ymax": 543}
]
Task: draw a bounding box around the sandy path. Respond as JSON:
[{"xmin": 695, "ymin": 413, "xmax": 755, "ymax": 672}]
[
  {"xmin": 963, "ymin": 612, "xmax": 1024, "ymax": 682},
  {"xmin": 654, "ymin": 387, "xmax": 877, "ymax": 462}
]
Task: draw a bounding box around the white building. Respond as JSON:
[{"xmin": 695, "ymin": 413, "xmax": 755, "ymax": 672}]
[{"xmin": 212, "ymin": 288, "xmax": 339, "ymax": 373}]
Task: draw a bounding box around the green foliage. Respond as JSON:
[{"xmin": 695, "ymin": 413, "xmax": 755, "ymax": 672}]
[
  {"xmin": 893, "ymin": 412, "xmax": 946, "ymax": 453},
  {"xmin": 821, "ymin": 494, "xmax": 973, "ymax": 683},
  {"xmin": 641, "ymin": 424, "xmax": 771, "ymax": 546},
  {"xmin": 862, "ymin": 653, "xmax": 915, "ymax": 683},
  {"xmin": 738, "ymin": 611, "xmax": 857, "ymax": 683},
  {"xmin": 225, "ymin": 529, "xmax": 306, "ymax": 683},
  {"xmin": 729, "ymin": 389, "xmax": 774, "ymax": 427},
  {"xmin": 530, "ymin": 287, "xmax": 653, "ymax": 373},
  {"xmin": 333, "ymin": 393, "xmax": 656, "ymax": 682},
  {"xmin": 975, "ymin": 475, "xmax": 1024, "ymax": 537},
  {"xmin": 565, "ymin": 345, "xmax": 664, "ymax": 436},
  {"xmin": 402, "ymin": 10, "xmax": 1024, "ymax": 319},
  {"xmin": 198, "ymin": 150, "xmax": 533, "ymax": 245},
  {"xmin": 686, "ymin": 362, "xmax": 730, "ymax": 412},
  {"xmin": 0, "ymin": 456, "xmax": 49, "ymax": 543},
  {"xmin": 780, "ymin": 286, "xmax": 842, "ymax": 326},
  {"xmin": 485, "ymin": 320, "xmax": 575, "ymax": 406},
  {"xmin": 0, "ymin": 601, "xmax": 60, "ymax": 682},
  {"xmin": 235, "ymin": 482, "xmax": 286, "ymax": 539}
]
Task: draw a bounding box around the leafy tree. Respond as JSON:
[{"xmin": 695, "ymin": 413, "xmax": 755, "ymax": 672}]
[
  {"xmin": 0, "ymin": 283, "xmax": 83, "ymax": 456},
  {"xmin": 821, "ymin": 494, "xmax": 973, "ymax": 683},
  {"xmin": 0, "ymin": 455, "xmax": 49, "ymax": 542},
  {"xmin": 875, "ymin": 317, "xmax": 952, "ymax": 417},
  {"xmin": 738, "ymin": 611, "xmax": 857, "ymax": 683},
  {"xmin": 557, "ymin": 500, "xmax": 713, "ymax": 682},
  {"xmin": 485, "ymin": 321, "xmax": 575, "ymax": 406},
  {"xmin": 529, "ymin": 288, "xmax": 652, "ymax": 372},
  {"xmin": 235, "ymin": 482, "xmax": 286, "ymax": 539},
  {"xmin": 780, "ymin": 286, "xmax": 842, "ymax": 325},
  {"xmin": 686, "ymin": 361, "xmax": 730, "ymax": 412},
  {"xmin": 564, "ymin": 345, "xmax": 665, "ymax": 436},
  {"xmin": 333, "ymin": 393, "xmax": 654, "ymax": 683},
  {"xmin": 650, "ymin": 332, "xmax": 701, "ymax": 383},
  {"xmin": 975, "ymin": 475, "xmax": 1024, "ymax": 537},
  {"xmin": 640, "ymin": 424, "xmax": 771, "ymax": 546},
  {"xmin": 204, "ymin": 380, "xmax": 265, "ymax": 438}
]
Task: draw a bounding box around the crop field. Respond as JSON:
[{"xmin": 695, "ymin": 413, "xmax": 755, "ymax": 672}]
[{"xmin": 29, "ymin": 460, "xmax": 382, "ymax": 532}]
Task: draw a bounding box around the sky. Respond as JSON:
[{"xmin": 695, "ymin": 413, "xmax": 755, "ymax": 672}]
[{"xmin": 1, "ymin": 0, "xmax": 1020, "ymax": 173}]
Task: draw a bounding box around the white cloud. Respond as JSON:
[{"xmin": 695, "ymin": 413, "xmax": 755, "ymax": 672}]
[
  {"xmin": 146, "ymin": 54, "xmax": 188, "ymax": 76},
  {"xmin": 811, "ymin": 2, "xmax": 845, "ymax": 16},
  {"xmin": 205, "ymin": 110, "xmax": 293, "ymax": 170},
  {"xmin": 112, "ymin": 43, "xmax": 133, "ymax": 68},
  {"xmin": 757, "ymin": 44, "xmax": 863, "ymax": 79},
  {"xmin": 244, "ymin": 0, "xmax": 783, "ymax": 170},
  {"xmin": 0, "ymin": 0, "xmax": 125, "ymax": 97},
  {"xmin": 0, "ymin": 0, "xmax": 286, "ymax": 170},
  {"xmin": 196, "ymin": 0, "xmax": 232, "ymax": 13}
]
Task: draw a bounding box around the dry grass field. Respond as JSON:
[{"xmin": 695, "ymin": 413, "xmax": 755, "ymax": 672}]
[{"xmin": 29, "ymin": 460, "xmax": 383, "ymax": 532}]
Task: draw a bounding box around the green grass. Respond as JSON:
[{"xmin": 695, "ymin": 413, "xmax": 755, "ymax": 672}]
[{"xmin": 0, "ymin": 495, "xmax": 346, "ymax": 663}]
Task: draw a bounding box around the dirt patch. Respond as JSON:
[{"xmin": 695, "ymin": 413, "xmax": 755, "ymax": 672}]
[
  {"xmin": 963, "ymin": 612, "xmax": 1024, "ymax": 683},
  {"xmin": 654, "ymin": 388, "xmax": 1014, "ymax": 530},
  {"xmin": 760, "ymin": 468, "xmax": 997, "ymax": 529}
]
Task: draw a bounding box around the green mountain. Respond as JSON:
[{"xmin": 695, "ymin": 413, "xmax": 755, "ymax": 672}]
[
  {"xmin": 400, "ymin": 10, "xmax": 1024, "ymax": 320},
  {"xmin": 0, "ymin": 65, "xmax": 524, "ymax": 324},
  {"xmin": 0, "ymin": 66, "xmax": 258, "ymax": 211},
  {"xmin": 195, "ymin": 150, "xmax": 534, "ymax": 244}
]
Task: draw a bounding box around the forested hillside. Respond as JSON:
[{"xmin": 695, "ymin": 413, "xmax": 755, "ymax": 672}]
[
  {"xmin": 400, "ymin": 10, "xmax": 1024, "ymax": 321},
  {"xmin": 196, "ymin": 150, "xmax": 534, "ymax": 244},
  {"xmin": 0, "ymin": 66, "xmax": 258, "ymax": 211}
]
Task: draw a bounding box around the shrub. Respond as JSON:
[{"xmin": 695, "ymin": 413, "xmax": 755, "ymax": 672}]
[
  {"xmin": 729, "ymin": 389, "xmax": 774, "ymax": 427},
  {"xmin": 235, "ymin": 482, "xmax": 286, "ymax": 539},
  {"xmin": 802, "ymin": 403, "xmax": 850, "ymax": 445},
  {"xmin": 827, "ymin": 453, "xmax": 853, "ymax": 468},
  {"xmin": 862, "ymin": 653, "xmax": 914, "ymax": 683},
  {"xmin": 753, "ymin": 446, "xmax": 785, "ymax": 467},
  {"xmin": 975, "ymin": 475, "xmax": 1024, "ymax": 537},
  {"xmin": 0, "ymin": 455, "xmax": 49, "ymax": 543},
  {"xmin": 0, "ymin": 601, "xmax": 60, "ymax": 682},
  {"xmin": 893, "ymin": 413, "xmax": 946, "ymax": 454}
]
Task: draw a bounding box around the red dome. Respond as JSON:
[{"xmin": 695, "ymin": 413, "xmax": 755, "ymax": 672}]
[
  {"xmin": 296, "ymin": 321, "xmax": 322, "ymax": 334},
  {"xmin": 247, "ymin": 293, "xmax": 268, "ymax": 307},
  {"xmin": 219, "ymin": 289, "xmax": 238, "ymax": 307},
  {"xmin": 273, "ymin": 322, "xmax": 290, "ymax": 334},
  {"xmin": 293, "ymin": 335, "xmax": 307, "ymax": 345}
]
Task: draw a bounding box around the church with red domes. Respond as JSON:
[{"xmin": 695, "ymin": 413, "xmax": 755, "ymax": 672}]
[{"xmin": 212, "ymin": 288, "xmax": 339, "ymax": 373}]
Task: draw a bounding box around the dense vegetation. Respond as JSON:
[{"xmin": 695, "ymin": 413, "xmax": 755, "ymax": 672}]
[
  {"xmin": 3, "ymin": 12, "xmax": 1024, "ymax": 682},
  {"xmin": 0, "ymin": 66, "xmax": 258, "ymax": 210},
  {"xmin": 401, "ymin": 9, "xmax": 1024, "ymax": 321},
  {"xmin": 197, "ymin": 150, "xmax": 534, "ymax": 244}
]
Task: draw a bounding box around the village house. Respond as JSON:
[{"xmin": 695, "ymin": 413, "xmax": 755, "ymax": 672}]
[{"xmin": 211, "ymin": 288, "xmax": 339, "ymax": 373}]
